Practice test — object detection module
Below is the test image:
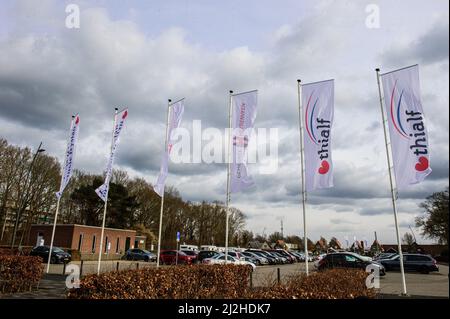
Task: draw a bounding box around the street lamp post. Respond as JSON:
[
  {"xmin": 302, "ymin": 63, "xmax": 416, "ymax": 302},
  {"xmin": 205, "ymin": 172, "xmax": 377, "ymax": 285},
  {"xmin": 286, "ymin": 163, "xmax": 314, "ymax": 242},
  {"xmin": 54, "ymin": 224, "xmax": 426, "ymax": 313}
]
[{"xmin": 10, "ymin": 142, "xmax": 45, "ymax": 249}]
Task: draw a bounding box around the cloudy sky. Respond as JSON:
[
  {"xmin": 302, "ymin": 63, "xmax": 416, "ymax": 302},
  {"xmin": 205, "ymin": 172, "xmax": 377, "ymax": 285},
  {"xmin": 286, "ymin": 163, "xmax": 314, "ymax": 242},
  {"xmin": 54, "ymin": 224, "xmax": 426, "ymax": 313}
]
[{"xmin": 1, "ymin": 0, "xmax": 448, "ymax": 245}]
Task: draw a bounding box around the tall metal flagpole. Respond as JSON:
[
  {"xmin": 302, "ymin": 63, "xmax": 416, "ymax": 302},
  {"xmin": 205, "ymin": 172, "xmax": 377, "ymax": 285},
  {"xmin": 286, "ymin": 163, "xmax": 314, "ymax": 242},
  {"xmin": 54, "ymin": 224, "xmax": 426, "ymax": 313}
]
[
  {"xmin": 375, "ymin": 68, "xmax": 407, "ymax": 295},
  {"xmin": 156, "ymin": 99, "xmax": 171, "ymax": 268},
  {"xmin": 97, "ymin": 108, "xmax": 118, "ymax": 275},
  {"xmin": 297, "ymin": 80, "xmax": 309, "ymax": 275},
  {"xmin": 46, "ymin": 116, "xmax": 74, "ymax": 273},
  {"xmin": 225, "ymin": 90, "xmax": 233, "ymax": 264}
]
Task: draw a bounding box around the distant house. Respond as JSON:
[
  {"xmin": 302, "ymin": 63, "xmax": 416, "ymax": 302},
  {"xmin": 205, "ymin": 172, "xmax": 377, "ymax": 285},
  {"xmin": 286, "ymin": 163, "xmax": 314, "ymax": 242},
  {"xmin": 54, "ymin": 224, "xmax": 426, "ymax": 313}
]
[
  {"xmin": 274, "ymin": 240, "xmax": 287, "ymax": 249},
  {"xmin": 370, "ymin": 239, "xmax": 383, "ymax": 253},
  {"xmin": 350, "ymin": 240, "xmax": 364, "ymax": 253},
  {"xmin": 329, "ymin": 238, "xmax": 343, "ymax": 250},
  {"xmin": 248, "ymin": 241, "xmax": 272, "ymax": 250},
  {"xmin": 314, "ymin": 238, "xmax": 327, "ymax": 253},
  {"xmin": 247, "ymin": 241, "xmax": 262, "ymax": 249},
  {"xmin": 285, "ymin": 243, "xmax": 299, "ymax": 250}
]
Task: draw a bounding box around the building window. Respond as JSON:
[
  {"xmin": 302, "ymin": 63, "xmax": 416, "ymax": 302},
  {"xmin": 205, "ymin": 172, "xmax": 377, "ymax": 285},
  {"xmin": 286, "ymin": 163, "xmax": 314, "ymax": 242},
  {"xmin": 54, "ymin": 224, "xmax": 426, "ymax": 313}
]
[
  {"xmin": 92, "ymin": 235, "xmax": 96, "ymax": 253},
  {"xmin": 116, "ymin": 237, "xmax": 120, "ymax": 254},
  {"xmin": 77, "ymin": 233, "xmax": 83, "ymax": 251},
  {"xmin": 104, "ymin": 236, "xmax": 108, "ymax": 253}
]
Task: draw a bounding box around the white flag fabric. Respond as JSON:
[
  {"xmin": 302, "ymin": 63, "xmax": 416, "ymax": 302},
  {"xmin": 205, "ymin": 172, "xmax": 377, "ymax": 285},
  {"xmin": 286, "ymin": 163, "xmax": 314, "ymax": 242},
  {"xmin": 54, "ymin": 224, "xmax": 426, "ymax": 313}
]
[
  {"xmin": 381, "ymin": 65, "xmax": 431, "ymax": 189},
  {"xmin": 56, "ymin": 114, "xmax": 80, "ymax": 199},
  {"xmin": 95, "ymin": 108, "xmax": 128, "ymax": 202},
  {"xmin": 154, "ymin": 100, "xmax": 184, "ymax": 197},
  {"xmin": 302, "ymin": 80, "xmax": 334, "ymax": 191},
  {"xmin": 230, "ymin": 90, "xmax": 257, "ymax": 193}
]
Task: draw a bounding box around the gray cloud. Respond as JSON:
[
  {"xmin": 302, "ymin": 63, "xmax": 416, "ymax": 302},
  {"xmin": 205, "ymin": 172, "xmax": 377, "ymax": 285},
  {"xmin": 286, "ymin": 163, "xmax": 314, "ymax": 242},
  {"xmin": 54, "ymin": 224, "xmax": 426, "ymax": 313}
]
[
  {"xmin": 0, "ymin": 0, "xmax": 448, "ymax": 243},
  {"xmin": 381, "ymin": 16, "xmax": 449, "ymax": 67}
]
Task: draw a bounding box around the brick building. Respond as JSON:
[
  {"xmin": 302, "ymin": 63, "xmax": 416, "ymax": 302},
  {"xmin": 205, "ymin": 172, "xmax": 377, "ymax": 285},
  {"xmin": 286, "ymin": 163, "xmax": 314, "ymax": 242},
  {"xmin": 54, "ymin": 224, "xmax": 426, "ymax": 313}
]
[{"xmin": 28, "ymin": 224, "xmax": 146, "ymax": 258}]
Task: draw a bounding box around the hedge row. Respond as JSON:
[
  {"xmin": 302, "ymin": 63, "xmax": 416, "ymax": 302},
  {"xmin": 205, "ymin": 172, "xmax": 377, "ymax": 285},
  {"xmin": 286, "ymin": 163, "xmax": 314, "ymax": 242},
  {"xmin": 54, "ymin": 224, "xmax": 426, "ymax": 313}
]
[
  {"xmin": 249, "ymin": 269, "xmax": 376, "ymax": 299},
  {"xmin": 0, "ymin": 255, "xmax": 43, "ymax": 294},
  {"xmin": 68, "ymin": 264, "xmax": 252, "ymax": 299},
  {"xmin": 68, "ymin": 265, "xmax": 375, "ymax": 299}
]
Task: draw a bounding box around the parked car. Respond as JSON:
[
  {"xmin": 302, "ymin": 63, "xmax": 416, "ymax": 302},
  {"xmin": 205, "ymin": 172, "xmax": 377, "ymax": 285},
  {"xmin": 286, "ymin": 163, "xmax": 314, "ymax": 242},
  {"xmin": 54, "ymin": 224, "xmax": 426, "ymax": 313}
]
[
  {"xmin": 247, "ymin": 250, "xmax": 277, "ymax": 265},
  {"xmin": 241, "ymin": 251, "xmax": 269, "ymax": 265},
  {"xmin": 268, "ymin": 251, "xmax": 289, "ymax": 264},
  {"xmin": 124, "ymin": 249, "xmax": 156, "ymax": 262},
  {"xmin": 227, "ymin": 251, "xmax": 245, "ymax": 260},
  {"xmin": 288, "ymin": 251, "xmax": 303, "ymax": 262},
  {"xmin": 316, "ymin": 252, "xmax": 385, "ymax": 276},
  {"xmin": 373, "ymin": 253, "xmax": 397, "ymax": 260},
  {"xmin": 202, "ymin": 253, "xmax": 256, "ymax": 271},
  {"xmin": 30, "ymin": 245, "xmax": 71, "ymax": 264},
  {"xmin": 181, "ymin": 249, "xmax": 198, "ymax": 263},
  {"xmin": 378, "ymin": 253, "xmax": 438, "ymax": 274},
  {"xmin": 159, "ymin": 250, "xmax": 195, "ymax": 265},
  {"xmin": 196, "ymin": 250, "xmax": 220, "ymax": 264},
  {"xmin": 267, "ymin": 249, "xmax": 296, "ymax": 263},
  {"xmin": 291, "ymin": 251, "xmax": 313, "ymax": 262}
]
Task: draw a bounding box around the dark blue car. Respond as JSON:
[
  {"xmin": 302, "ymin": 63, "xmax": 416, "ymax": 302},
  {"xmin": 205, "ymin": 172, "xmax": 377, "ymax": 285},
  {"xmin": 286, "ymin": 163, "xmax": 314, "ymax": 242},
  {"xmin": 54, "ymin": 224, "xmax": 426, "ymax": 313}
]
[
  {"xmin": 378, "ymin": 253, "xmax": 438, "ymax": 274},
  {"xmin": 124, "ymin": 249, "xmax": 156, "ymax": 262}
]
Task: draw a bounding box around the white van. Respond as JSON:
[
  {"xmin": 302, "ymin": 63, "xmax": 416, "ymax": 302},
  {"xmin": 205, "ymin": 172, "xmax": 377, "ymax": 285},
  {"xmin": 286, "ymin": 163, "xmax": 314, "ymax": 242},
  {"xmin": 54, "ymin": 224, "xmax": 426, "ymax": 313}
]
[
  {"xmin": 180, "ymin": 244, "xmax": 199, "ymax": 251},
  {"xmin": 200, "ymin": 245, "xmax": 218, "ymax": 251}
]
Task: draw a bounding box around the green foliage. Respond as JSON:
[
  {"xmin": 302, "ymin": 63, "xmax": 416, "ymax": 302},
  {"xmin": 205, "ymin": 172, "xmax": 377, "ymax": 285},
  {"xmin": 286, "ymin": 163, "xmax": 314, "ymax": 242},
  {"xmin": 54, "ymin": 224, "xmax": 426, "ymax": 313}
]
[{"xmin": 415, "ymin": 187, "xmax": 449, "ymax": 244}]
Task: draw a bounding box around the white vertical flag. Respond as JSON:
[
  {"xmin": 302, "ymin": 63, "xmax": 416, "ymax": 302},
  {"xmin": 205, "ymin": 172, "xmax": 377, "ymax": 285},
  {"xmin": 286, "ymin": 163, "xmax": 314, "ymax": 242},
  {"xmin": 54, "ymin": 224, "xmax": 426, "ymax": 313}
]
[
  {"xmin": 230, "ymin": 90, "xmax": 258, "ymax": 193},
  {"xmin": 302, "ymin": 80, "xmax": 334, "ymax": 191},
  {"xmin": 95, "ymin": 108, "xmax": 129, "ymax": 201},
  {"xmin": 56, "ymin": 114, "xmax": 80, "ymax": 199},
  {"xmin": 154, "ymin": 100, "xmax": 184, "ymax": 197},
  {"xmin": 381, "ymin": 65, "xmax": 431, "ymax": 189}
]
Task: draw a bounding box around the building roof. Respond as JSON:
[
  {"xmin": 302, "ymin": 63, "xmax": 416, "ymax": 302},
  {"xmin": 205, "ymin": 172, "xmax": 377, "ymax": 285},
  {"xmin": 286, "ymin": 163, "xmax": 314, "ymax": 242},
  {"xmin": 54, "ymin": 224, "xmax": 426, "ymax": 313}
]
[{"xmin": 30, "ymin": 224, "xmax": 136, "ymax": 233}]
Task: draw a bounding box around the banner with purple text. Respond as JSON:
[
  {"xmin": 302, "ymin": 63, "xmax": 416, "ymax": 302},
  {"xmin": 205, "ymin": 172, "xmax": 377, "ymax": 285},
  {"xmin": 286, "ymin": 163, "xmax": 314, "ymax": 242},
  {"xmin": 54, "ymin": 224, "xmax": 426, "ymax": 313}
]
[
  {"xmin": 230, "ymin": 90, "xmax": 258, "ymax": 193},
  {"xmin": 95, "ymin": 108, "xmax": 129, "ymax": 202},
  {"xmin": 302, "ymin": 80, "xmax": 334, "ymax": 191},
  {"xmin": 381, "ymin": 65, "xmax": 431, "ymax": 189},
  {"xmin": 56, "ymin": 114, "xmax": 80, "ymax": 199},
  {"xmin": 154, "ymin": 100, "xmax": 185, "ymax": 197}
]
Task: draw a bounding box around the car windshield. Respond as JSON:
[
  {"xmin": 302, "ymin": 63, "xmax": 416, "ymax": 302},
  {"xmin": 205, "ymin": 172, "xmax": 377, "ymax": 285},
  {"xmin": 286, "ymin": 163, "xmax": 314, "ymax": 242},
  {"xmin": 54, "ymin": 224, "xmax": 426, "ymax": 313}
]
[
  {"xmin": 52, "ymin": 247, "xmax": 64, "ymax": 253},
  {"xmin": 214, "ymin": 254, "xmax": 232, "ymax": 261},
  {"xmin": 142, "ymin": 250, "xmax": 152, "ymax": 254},
  {"xmin": 182, "ymin": 250, "xmax": 196, "ymax": 255}
]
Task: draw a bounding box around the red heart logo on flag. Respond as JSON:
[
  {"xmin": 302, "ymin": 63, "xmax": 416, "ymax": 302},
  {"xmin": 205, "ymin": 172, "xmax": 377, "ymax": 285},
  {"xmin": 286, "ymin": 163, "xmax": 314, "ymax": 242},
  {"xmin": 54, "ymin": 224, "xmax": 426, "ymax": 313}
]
[
  {"xmin": 122, "ymin": 110, "xmax": 128, "ymax": 119},
  {"xmin": 75, "ymin": 116, "xmax": 80, "ymax": 125},
  {"xmin": 318, "ymin": 160, "xmax": 330, "ymax": 175},
  {"xmin": 415, "ymin": 156, "xmax": 429, "ymax": 172}
]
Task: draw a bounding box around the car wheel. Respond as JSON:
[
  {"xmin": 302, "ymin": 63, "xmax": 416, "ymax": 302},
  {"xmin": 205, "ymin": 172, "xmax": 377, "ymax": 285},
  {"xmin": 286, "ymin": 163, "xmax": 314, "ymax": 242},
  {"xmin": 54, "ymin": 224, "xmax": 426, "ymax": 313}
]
[
  {"xmin": 50, "ymin": 256, "xmax": 57, "ymax": 264},
  {"xmin": 144, "ymin": 256, "xmax": 149, "ymax": 262}
]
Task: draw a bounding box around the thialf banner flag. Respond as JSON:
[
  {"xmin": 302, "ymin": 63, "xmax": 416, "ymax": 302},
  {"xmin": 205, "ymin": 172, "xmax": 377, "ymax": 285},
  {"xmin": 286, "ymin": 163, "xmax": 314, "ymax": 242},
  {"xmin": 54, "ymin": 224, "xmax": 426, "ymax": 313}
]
[
  {"xmin": 56, "ymin": 114, "xmax": 80, "ymax": 199},
  {"xmin": 95, "ymin": 108, "xmax": 129, "ymax": 202},
  {"xmin": 230, "ymin": 90, "xmax": 258, "ymax": 193},
  {"xmin": 302, "ymin": 80, "xmax": 334, "ymax": 191},
  {"xmin": 154, "ymin": 100, "xmax": 184, "ymax": 197},
  {"xmin": 381, "ymin": 65, "xmax": 432, "ymax": 189}
]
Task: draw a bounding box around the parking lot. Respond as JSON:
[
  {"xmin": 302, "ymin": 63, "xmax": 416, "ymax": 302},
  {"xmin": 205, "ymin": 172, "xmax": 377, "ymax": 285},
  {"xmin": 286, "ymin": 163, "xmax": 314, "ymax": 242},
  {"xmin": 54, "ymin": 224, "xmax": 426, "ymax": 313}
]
[
  {"xmin": 46, "ymin": 260, "xmax": 449, "ymax": 298},
  {"xmin": 251, "ymin": 263, "xmax": 449, "ymax": 297}
]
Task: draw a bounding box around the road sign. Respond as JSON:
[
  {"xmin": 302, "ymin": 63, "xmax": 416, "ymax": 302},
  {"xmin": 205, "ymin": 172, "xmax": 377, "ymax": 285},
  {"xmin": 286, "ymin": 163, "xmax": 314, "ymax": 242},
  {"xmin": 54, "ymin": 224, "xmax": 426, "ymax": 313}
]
[{"xmin": 176, "ymin": 231, "xmax": 180, "ymax": 242}]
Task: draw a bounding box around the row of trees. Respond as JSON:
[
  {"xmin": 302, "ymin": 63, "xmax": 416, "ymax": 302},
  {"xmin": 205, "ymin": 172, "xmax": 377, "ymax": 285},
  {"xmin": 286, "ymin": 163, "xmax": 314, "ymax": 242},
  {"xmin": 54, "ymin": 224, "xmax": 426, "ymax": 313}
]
[
  {"xmin": 0, "ymin": 139, "xmax": 60, "ymax": 246},
  {"xmin": 0, "ymin": 138, "xmax": 246, "ymax": 249}
]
